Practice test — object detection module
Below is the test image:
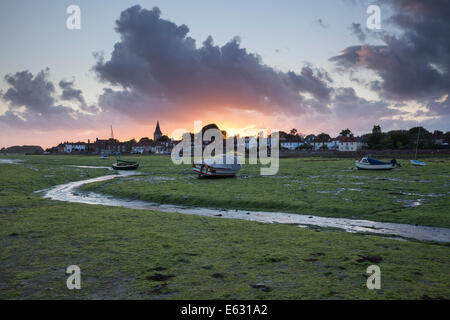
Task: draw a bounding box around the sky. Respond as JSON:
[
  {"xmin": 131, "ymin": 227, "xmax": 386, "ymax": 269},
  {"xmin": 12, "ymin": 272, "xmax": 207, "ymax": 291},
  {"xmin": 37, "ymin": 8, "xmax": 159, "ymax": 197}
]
[{"xmin": 0, "ymin": 0, "xmax": 449, "ymax": 148}]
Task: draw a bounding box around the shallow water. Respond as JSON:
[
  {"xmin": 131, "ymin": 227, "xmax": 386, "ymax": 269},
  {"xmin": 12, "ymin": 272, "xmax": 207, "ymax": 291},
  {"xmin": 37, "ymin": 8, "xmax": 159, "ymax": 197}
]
[
  {"xmin": 40, "ymin": 169, "xmax": 450, "ymax": 243},
  {"xmin": 68, "ymin": 165, "xmax": 112, "ymax": 170},
  {"xmin": 0, "ymin": 159, "xmax": 23, "ymax": 164}
]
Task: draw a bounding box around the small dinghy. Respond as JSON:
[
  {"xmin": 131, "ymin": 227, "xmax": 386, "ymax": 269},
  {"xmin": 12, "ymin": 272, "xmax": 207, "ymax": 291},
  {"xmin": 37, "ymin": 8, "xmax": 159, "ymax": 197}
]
[
  {"xmin": 112, "ymin": 159, "xmax": 139, "ymax": 171},
  {"xmin": 410, "ymin": 126, "xmax": 426, "ymax": 166},
  {"xmin": 193, "ymin": 154, "xmax": 242, "ymax": 177},
  {"xmin": 410, "ymin": 159, "xmax": 426, "ymax": 166},
  {"xmin": 355, "ymin": 157, "xmax": 399, "ymax": 170}
]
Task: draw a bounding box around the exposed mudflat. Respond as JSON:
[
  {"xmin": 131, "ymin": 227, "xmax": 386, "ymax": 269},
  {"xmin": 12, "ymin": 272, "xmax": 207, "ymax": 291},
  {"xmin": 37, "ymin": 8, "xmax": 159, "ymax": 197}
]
[{"xmin": 40, "ymin": 168, "xmax": 450, "ymax": 243}]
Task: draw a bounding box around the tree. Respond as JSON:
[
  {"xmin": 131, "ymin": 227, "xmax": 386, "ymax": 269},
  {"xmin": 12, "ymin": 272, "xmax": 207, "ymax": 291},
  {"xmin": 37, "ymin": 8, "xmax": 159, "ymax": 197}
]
[
  {"xmin": 433, "ymin": 130, "xmax": 444, "ymax": 139},
  {"xmin": 372, "ymin": 125, "xmax": 382, "ymax": 134},
  {"xmin": 367, "ymin": 125, "xmax": 383, "ymax": 148},
  {"xmin": 385, "ymin": 130, "xmax": 410, "ymax": 149},
  {"xmin": 159, "ymin": 135, "xmax": 170, "ymax": 142},
  {"xmin": 317, "ymin": 133, "xmax": 331, "ymax": 141},
  {"xmin": 340, "ymin": 128, "xmax": 353, "ymax": 137},
  {"xmin": 443, "ymin": 131, "xmax": 450, "ymax": 143},
  {"xmin": 290, "ymin": 128, "xmax": 298, "ymax": 136}
]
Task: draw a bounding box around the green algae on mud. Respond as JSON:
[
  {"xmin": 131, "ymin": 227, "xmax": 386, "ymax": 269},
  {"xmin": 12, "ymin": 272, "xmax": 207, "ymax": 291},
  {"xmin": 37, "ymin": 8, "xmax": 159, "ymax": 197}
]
[
  {"xmin": 0, "ymin": 155, "xmax": 449, "ymax": 299},
  {"xmin": 79, "ymin": 155, "xmax": 450, "ymax": 228}
]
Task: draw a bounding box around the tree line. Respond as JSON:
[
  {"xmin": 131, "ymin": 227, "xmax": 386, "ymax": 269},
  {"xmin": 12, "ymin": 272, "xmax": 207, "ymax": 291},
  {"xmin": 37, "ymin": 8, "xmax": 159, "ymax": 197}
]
[{"xmin": 278, "ymin": 126, "xmax": 449, "ymax": 150}]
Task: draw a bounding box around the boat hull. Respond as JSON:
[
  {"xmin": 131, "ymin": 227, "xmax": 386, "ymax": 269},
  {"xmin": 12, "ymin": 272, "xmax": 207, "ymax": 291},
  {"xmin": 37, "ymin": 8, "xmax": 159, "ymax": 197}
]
[
  {"xmin": 355, "ymin": 161, "xmax": 395, "ymax": 170},
  {"xmin": 193, "ymin": 163, "xmax": 239, "ymax": 177},
  {"xmin": 410, "ymin": 160, "xmax": 426, "ymax": 166},
  {"xmin": 112, "ymin": 163, "xmax": 139, "ymax": 171}
]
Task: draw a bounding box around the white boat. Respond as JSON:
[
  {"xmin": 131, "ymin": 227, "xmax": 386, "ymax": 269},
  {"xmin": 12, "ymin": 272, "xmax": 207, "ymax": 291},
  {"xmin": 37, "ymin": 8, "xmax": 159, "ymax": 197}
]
[
  {"xmin": 193, "ymin": 154, "xmax": 242, "ymax": 177},
  {"xmin": 355, "ymin": 157, "xmax": 397, "ymax": 170},
  {"xmin": 410, "ymin": 159, "xmax": 426, "ymax": 166}
]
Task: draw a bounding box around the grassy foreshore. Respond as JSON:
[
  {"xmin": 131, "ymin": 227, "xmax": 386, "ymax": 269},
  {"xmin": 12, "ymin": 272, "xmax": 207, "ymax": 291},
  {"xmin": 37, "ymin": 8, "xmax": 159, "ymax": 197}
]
[
  {"xmin": 1, "ymin": 155, "xmax": 449, "ymax": 299},
  {"xmin": 81, "ymin": 155, "xmax": 450, "ymax": 228}
]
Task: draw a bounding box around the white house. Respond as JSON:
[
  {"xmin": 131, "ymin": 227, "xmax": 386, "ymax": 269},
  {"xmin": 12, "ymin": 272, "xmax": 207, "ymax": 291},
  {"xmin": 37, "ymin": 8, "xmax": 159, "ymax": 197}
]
[
  {"xmin": 280, "ymin": 141, "xmax": 304, "ymax": 150},
  {"xmin": 311, "ymin": 139, "xmax": 339, "ymax": 150},
  {"xmin": 337, "ymin": 136, "xmax": 362, "ymax": 152}
]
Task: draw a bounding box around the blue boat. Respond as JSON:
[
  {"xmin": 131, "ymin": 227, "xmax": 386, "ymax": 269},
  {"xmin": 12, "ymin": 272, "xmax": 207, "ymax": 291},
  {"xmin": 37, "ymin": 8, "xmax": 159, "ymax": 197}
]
[
  {"xmin": 355, "ymin": 157, "xmax": 399, "ymax": 170},
  {"xmin": 410, "ymin": 159, "xmax": 426, "ymax": 166}
]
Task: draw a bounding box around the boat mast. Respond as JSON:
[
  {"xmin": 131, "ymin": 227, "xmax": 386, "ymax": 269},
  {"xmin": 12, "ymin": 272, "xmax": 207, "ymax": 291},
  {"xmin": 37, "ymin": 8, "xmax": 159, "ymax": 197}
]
[{"xmin": 414, "ymin": 126, "xmax": 421, "ymax": 160}]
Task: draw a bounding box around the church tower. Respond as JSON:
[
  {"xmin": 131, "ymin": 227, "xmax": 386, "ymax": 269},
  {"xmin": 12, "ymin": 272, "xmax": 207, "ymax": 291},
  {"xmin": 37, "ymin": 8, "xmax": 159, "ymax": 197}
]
[{"xmin": 154, "ymin": 121, "xmax": 162, "ymax": 141}]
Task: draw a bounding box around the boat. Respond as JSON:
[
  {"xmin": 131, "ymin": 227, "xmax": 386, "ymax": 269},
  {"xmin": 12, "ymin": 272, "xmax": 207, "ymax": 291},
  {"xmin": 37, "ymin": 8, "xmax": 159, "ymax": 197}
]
[
  {"xmin": 410, "ymin": 159, "xmax": 426, "ymax": 166},
  {"xmin": 193, "ymin": 154, "xmax": 242, "ymax": 177},
  {"xmin": 355, "ymin": 157, "xmax": 399, "ymax": 170},
  {"xmin": 112, "ymin": 159, "xmax": 139, "ymax": 171},
  {"xmin": 410, "ymin": 126, "xmax": 426, "ymax": 166}
]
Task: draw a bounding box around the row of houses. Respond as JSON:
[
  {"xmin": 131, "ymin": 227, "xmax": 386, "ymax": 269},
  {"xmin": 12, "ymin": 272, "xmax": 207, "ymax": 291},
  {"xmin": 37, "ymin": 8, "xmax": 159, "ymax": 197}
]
[
  {"xmin": 53, "ymin": 122, "xmax": 367, "ymax": 155},
  {"xmin": 56, "ymin": 138, "xmax": 140, "ymax": 155},
  {"xmin": 56, "ymin": 139, "xmax": 175, "ymax": 155},
  {"xmin": 280, "ymin": 135, "xmax": 366, "ymax": 152},
  {"xmin": 56, "ymin": 135, "xmax": 366, "ymax": 155},
  {"xmin": 53, "ymin": 121, "xmax": 175, "ymax": 155}
]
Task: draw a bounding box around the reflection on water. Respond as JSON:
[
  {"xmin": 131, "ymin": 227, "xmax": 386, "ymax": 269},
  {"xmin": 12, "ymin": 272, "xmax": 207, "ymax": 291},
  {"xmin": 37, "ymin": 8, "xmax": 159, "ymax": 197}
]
[
  {"xmin": 0, "ymin": 159, "xmax": 23, "ymax": 164},
  {"xmin": 40, "ymin": 168, "xmax": 450, "ymax": 243}
]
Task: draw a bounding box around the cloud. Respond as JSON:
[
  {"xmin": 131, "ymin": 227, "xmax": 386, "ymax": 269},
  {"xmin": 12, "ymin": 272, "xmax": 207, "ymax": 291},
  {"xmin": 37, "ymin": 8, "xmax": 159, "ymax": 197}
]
[
  {"xmin": 93, "ymin": 5, "xmax": 333, "ymax": 123},
  {"xmin": 0, "ymin": 69, "xmax": 96, "ymax": 130},
  {"xmin": 59, "ymin": 79, "xmax": 85, "ymax": 105},
  {"xmin": 332, "ymin": 87, "xmax": 400, "ymax": 119},
  {"xmin": 426, "ymin": 95, "xmax": 450, "ymax": 117},
  {"xmin": 350, "ymin": 23, "xmax": 366, "ymax": 42},
  {"xmin": 3, "ymin": 69, "xmax": 56, "ymax": 115},
  {"xmin": 317, "ymin": 18, "xmax": 328, "ymax": 29},
  {"xmin": 330, "ymin": 0, "xmax": 450, "ymax": 104},
  {"xmin": 59, "ymin": 79, "xmax": 99, "ymax": 114}
]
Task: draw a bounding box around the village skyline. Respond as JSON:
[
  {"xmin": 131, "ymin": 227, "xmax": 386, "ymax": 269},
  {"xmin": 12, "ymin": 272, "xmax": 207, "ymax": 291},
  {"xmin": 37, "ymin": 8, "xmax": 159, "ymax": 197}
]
[{"xmin": 2, "ymin": 120, "xmax": 448, "ymax": 155}]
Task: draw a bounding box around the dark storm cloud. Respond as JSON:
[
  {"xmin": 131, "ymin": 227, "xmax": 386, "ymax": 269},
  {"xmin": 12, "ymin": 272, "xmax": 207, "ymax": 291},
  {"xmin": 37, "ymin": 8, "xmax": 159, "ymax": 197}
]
[
  {"xmin": 3, "ymin": 69, "xmax": 56, "ymax": 114},
  {"xmin": 0, "ymin": 69, "xmax": 96, "ymax": 129},
  {"xmin": 330, "ymin": 0, "xmax": 450, "ymax": 104},
  {"xmin": 93, "ymin": 5, "xmax": 333, "ymax": 121},
  {"xmin": 427, "ymin": 95, "xmax": 450, "ymax": 117},
  {"xmin": 59, "ymin": 79, "xmax": 85, "ymax": 105},
  {"xmin": 59, "ymin": 79, "xmax": 99, "ymax": 114},
  {"xmin": 332, "ymin": 87, "xmax": 400, "ymax": 118}
]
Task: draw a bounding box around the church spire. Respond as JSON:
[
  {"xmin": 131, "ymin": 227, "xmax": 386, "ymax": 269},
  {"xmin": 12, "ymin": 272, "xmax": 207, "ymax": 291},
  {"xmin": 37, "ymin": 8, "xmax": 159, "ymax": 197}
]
[{"xmin": 154, "ymin": 121, "xmax": 162, "ymax": 141}]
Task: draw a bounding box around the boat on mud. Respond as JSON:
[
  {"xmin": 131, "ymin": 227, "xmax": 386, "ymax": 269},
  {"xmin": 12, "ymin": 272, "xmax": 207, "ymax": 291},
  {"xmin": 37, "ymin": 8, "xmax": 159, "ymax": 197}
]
[
  {"xmin": 355, "ymin": 157, "xmax": 399, "ymax": 170},
  {"xmin": 112, "ymin": 159, "xmax": 139, "ymax": 171},
  {"xmin": 193, "ymin": 154, "xmax": 241, "ymax": 177},
  {"xmin": 410, "ymin": 126, "xmax": 426, "ymax": 166},
  {"xmin": 410, "ymin": 159, "xmax": 426, "ymax": 166}
]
